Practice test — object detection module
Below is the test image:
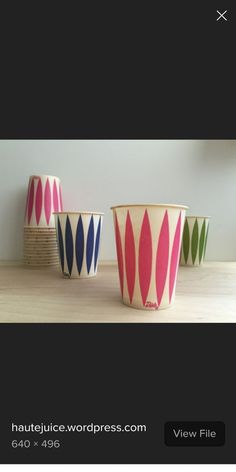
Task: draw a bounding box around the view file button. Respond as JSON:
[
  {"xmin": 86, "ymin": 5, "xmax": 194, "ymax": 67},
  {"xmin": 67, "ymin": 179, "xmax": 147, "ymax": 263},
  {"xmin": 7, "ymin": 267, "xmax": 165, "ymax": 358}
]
[{"xmin": 165, "ymin": 421, "xmax": 225, "ymax": 447}]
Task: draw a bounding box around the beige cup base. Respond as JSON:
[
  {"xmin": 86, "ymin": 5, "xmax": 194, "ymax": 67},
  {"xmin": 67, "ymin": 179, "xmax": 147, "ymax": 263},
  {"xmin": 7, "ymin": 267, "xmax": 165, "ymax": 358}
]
[
  {"xmin": 62, "ymin": 271, "xmax": 97, "ymax": 279},
  {"xmin": 122, "ymin": 299, "xmax": 173, "ymax": 311},
  {"xmin": 180, "ymin": 262, "xmax": 204, "ymax": 267}
]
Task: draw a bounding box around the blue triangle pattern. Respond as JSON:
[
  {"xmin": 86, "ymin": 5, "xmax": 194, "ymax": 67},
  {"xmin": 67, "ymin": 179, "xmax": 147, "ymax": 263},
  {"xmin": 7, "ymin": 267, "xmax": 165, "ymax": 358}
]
[
  {"xmin": 65, "ymin": 216, "xmax": 74, "ymax": 276},
  {"xmin": 86, "ymin": 216, "xmax": 94, "ymax": 274},
  {"xmin": 76, "ymin": 215, "xmax": 84, "ymax": 274},
  {"xmin": 94, "ymin": 217, "xmax": 101, "ymax": 272},
  {"xmin": 57, "ymin": 218, "xmax": 64, "ymax": 273}
]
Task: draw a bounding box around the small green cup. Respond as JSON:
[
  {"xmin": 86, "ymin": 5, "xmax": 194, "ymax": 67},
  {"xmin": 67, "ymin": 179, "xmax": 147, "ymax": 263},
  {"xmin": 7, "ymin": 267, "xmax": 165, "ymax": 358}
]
[{"xmin": 180, "ymin": 216, "xmax": 210, "ymax": 266}]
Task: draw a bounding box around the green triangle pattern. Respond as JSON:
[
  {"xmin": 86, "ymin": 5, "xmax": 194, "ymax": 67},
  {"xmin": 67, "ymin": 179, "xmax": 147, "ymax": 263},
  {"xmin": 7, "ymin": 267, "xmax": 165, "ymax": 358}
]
[
  {"xmin": 191, "ymin": 219, "xmax": 199, "ymax": 264},
  {"xmin": 204, "ymin": 223, "xmax": 209, "ymax": 258},
  {"xmin": 199, "ymin": 219, "xmax": 206, "ymax": 263},
  {"xmin": 183, "ymin": 219, "xmax": 190, "ymax": 263}
]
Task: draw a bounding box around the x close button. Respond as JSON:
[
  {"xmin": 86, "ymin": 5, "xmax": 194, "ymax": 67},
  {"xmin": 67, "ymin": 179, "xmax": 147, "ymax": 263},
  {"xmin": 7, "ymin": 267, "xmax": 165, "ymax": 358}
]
[{"xmin": 216, "ymin": 10, "xmax": 228, "ymax": 21}]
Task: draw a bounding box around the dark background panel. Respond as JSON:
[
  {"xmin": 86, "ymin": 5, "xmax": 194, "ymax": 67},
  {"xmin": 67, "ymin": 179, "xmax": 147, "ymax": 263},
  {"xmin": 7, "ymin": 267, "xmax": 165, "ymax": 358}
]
[
  {"xmin": 0, "ymin": 1, "xmax": 235, "ymax": 138},
  {"xmin": 0, "ymin": 324, "xmax": 235, "ymax": 464}
]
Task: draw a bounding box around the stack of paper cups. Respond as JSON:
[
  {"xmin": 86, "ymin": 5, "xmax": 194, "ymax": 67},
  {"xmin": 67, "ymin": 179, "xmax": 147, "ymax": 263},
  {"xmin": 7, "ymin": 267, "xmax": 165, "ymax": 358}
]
[{"xmin": 23, "ymin": 175, "xmax": 63, "ymax": 267}]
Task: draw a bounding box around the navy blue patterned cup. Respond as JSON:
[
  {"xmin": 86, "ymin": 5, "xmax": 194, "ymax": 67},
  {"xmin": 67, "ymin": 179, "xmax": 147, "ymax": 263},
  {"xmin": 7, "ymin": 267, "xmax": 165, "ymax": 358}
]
[{"xmin": 54, "ymin": 212, "xmax": 104, "ymax": 278}]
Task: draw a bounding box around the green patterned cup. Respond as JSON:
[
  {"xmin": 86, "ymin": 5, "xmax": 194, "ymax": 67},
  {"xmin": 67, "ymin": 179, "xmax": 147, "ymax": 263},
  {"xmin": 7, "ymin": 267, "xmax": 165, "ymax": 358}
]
[{"xmin": 180, "ymin": 216, "xmax": 210, "ymax": 266}]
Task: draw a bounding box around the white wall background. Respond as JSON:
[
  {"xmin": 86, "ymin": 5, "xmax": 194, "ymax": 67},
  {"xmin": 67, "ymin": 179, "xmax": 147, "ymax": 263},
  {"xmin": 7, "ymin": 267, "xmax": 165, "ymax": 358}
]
[{"xmin": 0, "ymin": 140, "xmax": 236, "ymax": 261}]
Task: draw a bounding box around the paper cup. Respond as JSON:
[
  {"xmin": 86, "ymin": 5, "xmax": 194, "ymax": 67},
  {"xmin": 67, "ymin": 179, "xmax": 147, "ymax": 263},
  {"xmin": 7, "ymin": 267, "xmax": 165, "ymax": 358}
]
[
  {"xmin": 24, "ymin": 175, "xmax": 63, "ymax": 227},
  {"xmin": 180, "ymin": 216, "xmax": 210, "ymax": 266},
  {"xmin": 111, "ymin": 204, "xmax": 188, "ymax": 310},
  {"xmin": 54, "ymin": 212, "xmax": 104, "ymax": 278}
]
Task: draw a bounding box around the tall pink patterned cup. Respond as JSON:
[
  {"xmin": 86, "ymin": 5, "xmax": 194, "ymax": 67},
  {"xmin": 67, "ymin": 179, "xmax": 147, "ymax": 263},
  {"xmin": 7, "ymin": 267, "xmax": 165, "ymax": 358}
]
[
  {"xmin": 24, "ymin": 175, "xmax": 63, "ymax": 228},
  {"xmin": 111, "ymin": 204, "xmax": 188, "ymax": 310}
]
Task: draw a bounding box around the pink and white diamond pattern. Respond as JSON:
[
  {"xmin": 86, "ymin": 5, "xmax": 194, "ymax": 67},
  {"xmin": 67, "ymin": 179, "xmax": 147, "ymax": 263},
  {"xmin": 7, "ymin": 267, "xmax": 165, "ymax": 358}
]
[
  {"xmin": 113, "ymin": 206, "xmax": 186, "ymax": 310},
  {"xmin": 24, "ymin": 175, "xmax": 63, "ymax": 227}
]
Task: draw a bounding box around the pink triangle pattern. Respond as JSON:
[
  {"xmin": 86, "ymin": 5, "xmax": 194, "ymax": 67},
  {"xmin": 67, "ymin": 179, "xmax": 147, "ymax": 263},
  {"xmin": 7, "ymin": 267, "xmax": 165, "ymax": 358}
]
[
  {"xmin": 59, "ymin": 184, "xmax": 63, "ymax": 211},
  {"xmin": 27, "ymin": 178, "xmax": 35, "ymax": 225},
  {"xmin": 156, "ymin": 210, "xmax": 169, "ymax": 306},
  {"xmin": 35, "ymin": 178, "xmax": 43, "ymax": 225},
  {"xmin": 115, "ymin": 213, "xmax": 124, "ymax": 296},
  {"xmin": 125, "ymin": 211, "xmax": 136, "ymax": 304},
  {"xmin": 44, "ymin": 178, "xmax": 52, "ymax": 225},
  {"xmin": 53, "ymin": 179, "xmax": 59, "ymax": 212},
  {"xmin": 169, "ymin": 212, "xmax": 182, "ymax": 303},
  {"xmin": 139, "ymin": 210, "xmax": 152, "ymax": 306}
]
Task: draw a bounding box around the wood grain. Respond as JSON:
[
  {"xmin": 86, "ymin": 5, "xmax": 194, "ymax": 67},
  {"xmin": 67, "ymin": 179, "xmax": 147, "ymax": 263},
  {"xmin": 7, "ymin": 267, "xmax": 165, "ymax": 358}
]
[{"xmin": 0, "ymin": 262, "xmax": 235, "ymax": 323}]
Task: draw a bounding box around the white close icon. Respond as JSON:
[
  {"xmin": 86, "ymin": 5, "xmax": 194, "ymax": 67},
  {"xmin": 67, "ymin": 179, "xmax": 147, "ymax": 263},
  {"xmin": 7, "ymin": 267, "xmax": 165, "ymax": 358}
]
[{"xmin": 216, "ymin": 10, "xmax": 228, "ymax": 21}]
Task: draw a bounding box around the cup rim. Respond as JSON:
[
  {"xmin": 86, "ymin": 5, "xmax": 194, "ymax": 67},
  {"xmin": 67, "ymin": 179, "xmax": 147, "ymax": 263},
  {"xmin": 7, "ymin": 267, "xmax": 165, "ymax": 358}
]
[
  {"xmin": 53, "ymin": 211, "xmax": 104, "ymax": 216},
  {"xmin": 30, "ymin": 175, "xmax": 60, "ymax": 180},
  {"xmin": 110, "ymin": 203, "xmax": 188, "ymax": 210},
  {"xmin": 186, "ymin": 215, "xmax": 211, "ymax": 219}
]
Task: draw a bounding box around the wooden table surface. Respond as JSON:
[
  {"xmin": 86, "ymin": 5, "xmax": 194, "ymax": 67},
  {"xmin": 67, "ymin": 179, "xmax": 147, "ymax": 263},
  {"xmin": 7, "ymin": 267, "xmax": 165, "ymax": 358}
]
[{"xmin": 0, "ymin": 262, "xmax": 235, "ymax": 323}]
